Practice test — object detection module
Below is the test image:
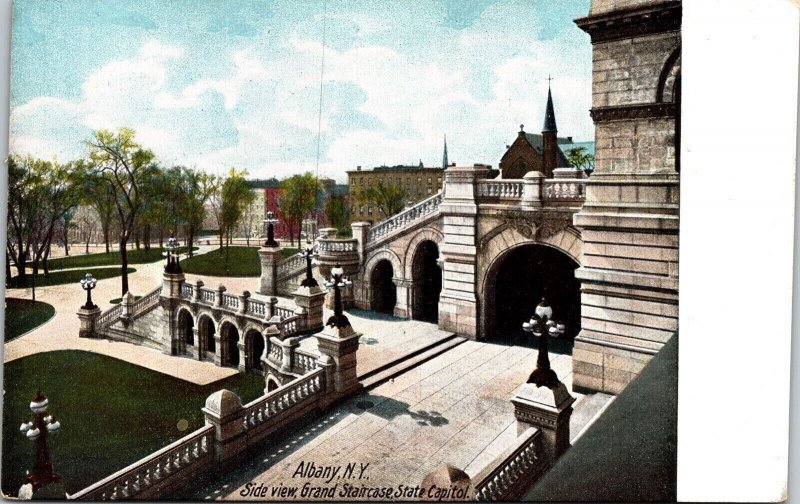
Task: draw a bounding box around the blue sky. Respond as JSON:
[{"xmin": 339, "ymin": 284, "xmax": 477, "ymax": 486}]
[{"xmin": 10, "ymin": 0, "xmax": 593, "ymax": 182}]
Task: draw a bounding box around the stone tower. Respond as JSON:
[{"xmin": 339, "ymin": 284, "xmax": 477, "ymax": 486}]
[
  {"xmin": 541, "ymin": 84, "xmax": 559, "ymax": 178},
  {"xmin": 571, "ymin": 0, "xmax": 681, "ymax": 394}
]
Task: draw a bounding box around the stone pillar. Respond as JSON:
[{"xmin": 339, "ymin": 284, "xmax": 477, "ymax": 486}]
[
  {"xmin": 238, "ymin": 291, "xmax": 250, "ymax": 315},
  {"xmin": 521, "ymin": 171, "xmax": 545, "ymax": 209},
  {"xmin": 277, "ymin": 337, "xmax": 299, "ymax": 373},
  {"xmin": 351, "ymin": 222, "xmax": 371, "ymax": 264},
  {"xmin": 293, "ymin": 285, "xmax": 326, "ymax": 332},
  {"xmin": 193, "ymin": 279, "xmax": 204, "ymax": 302},
  {"xmin": 215, "ymin": 285, "xmax": 226, "ymax": 308},
  {"xmin": 315, "ymin": 324, "xmax": 361, "ymax": 399},
  {"xmin": 77, "ymin": 306, "xmax": 101, "ymax": 338},
  {"xmin": 213, "ymin": 335, "xmax": 223, "ymax": 366},
  {"xmin": 393, "ymin": 278, "xmax": 411, "ymax": 318},
  {"xmin": 511, "ymin": 382, "xmax": 575, "ymax": 465},
  {"xmin": 437, "ymin": 164, "xmax": 488, "ymax": 339},
  {"xmin": 192, "ymin": 328, "xmax": 201, "ymax": 360},
  {"xmin": 264, "ymin": 297, "xmax": 278, "ymax": 321},
  {"xmin": 318, "ymin": 227, "xmax": 337, "ymax": 240},
  {"xmin": 258, "ymin": 247, "xmax": 283, "ymax": 296},
  {"xmin": 160, "ymin": 271, "xmax": 185, "ymax": 355},
  {"xmin": 237, "ymin": 340, "xmax": 246, "ymax": 373},
  {"xmin": 121, "ymin": 291, "xmax": 136, "ymax": 322},
  {"xmin": 572, "ymin": 1, "xmax": 681, "ymax": 394},
  {"xmin": 202, "ymin": 390, "xmax": 246, "ymax": 461},
  {"xmin": 162, "ymin": 271, "xmax": 185, "ymax": 299}
]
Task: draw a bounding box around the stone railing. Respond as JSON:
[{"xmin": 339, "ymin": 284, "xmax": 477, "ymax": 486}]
[
  {"xmin": 472, "ymin": 428, "xmax": 545, "ymax": 501},
  {"xmin": 280, "ymin": 314, "xmax": 304, "ymax": 336},
  {"xmin": 246, "ymin": 298, "xmax": 267, "ymax": 317},
  {"xmin": 543, "ymin": 179, "xmax": 587, "ymax": 200},
  {"xmin": 293, "ymin": 349, "xmax": 319, "ymax": 374},
  {"xmin": 97, "ymin": 304, "xmax": 123, "ymax": 330},
  {"xmin": 267, "ymin": 340, "xmax": 283, "ymax": 365},
  {"xmin": 131, "ymin": 287, "xmax": 162, "ymax": 317},
  {"xmin": 221, "ymin": 293, "xmax": 239, "ymax": 310},
  {"xmin": 274, "ymin": 305, "xmax": 295, "ymax": 319},
  {"xmin": 367, "ymin": 191, "xmax": 443, "ymax": 243},
  {"xmin": 198, "ymin": 287, "xmax": 216, "ymax": 304},
  {"xmin": 69, "ymin": 425, "xmax": 214, "ymax": 500},
  {"xmin": 477, "ymin": 179, "xmax": 524, "ymax": 201},
  {"xmin": 180, "ymin": 283, "xmax": 194, "ymax": 298},
  {"xmin": 317, "ymin": 238, "xmax": 358, "ymax": 253},
  {"xmin": 242, "ymin": 368, "xmax": 326, "ymax": 431},
  {"xmin": 277, "ymin": 253, "xmax": 305, "ymax": 280}
]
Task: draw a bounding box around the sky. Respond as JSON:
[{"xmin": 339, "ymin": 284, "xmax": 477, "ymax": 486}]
[{"xmin": 9, "ymin": 0, "xmax": 593, "ymax": 183}]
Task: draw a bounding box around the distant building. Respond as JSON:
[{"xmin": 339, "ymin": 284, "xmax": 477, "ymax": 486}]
[
  {"xmin": 499, "ymin": 86, "xmax": 592, "ymax": 178},
  {"xmin": 347, "ymin": 160, "xmax": 445, "ymax": 224}
]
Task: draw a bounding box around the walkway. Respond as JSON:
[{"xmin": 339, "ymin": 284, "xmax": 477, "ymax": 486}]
[{"xmin": 189, "ymin": 340, "xmax": 591, "ymax": 501}]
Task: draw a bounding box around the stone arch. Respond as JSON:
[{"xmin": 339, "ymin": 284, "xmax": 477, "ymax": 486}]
[
  {"xmin": 244, "ymin": 328, "xmax": 266, "ymax": 373},
  {"xmin": 176, "ymin": 308, "xmax": 194, "ymax": 356},
  {"xmin": 403, "ymin": 227, "xmax": 444, "ymax": 279},
  {"xmin": 656, "ymin": 45, "xmax": 681, "ymax": 104},
  {"xmin": 219, "ymin": 319, "xmax": 242, "ymax": 368},
  {"xmin": 266, "ymin": 375, "xmax": 281, "ymax": 393},
  {"xmin": 197, "ymin": 313, "xmax": 216, "ymax": 360},
  {"xmin": 478, "ymin": 226, "xmax": 582, "ymax": 340},
  {"xmin": 362, "ymin": 248, "xmax": 403, "ymax": 314}
]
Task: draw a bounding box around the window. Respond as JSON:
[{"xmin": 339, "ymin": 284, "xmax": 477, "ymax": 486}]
[
  {"xmin": 367, "ymin": 177, "xmax": 372, "ymax": 186},
  {"xmin": 351, "ymin": 179, "xmax": 355, "ymax": 186},
  {"xmin": 427, "ymin": 177, "xmax": 432, "ymax": 184},
  {"xmin": 428, "ymin": 188, "xmax": 432, "ymax": 195},
  {"xmin": 437, "ymin": 177, "xmax": 442, "ymax": 186},
  {"xmin": 360, "ymin": 206, "xmax": 364, "ymax": 214},
  {"xmin": 368, "ymin": 206, "xmax": 373, "ymax": 214}
]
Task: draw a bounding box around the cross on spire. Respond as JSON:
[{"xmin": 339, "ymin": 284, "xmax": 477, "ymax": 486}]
[{"xmin": 547, "ymin": 74, "xmax": 553, "ymax": 88}]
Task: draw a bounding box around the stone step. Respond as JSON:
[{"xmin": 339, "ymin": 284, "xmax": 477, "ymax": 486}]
[{"xmin": 359, "ymin": 334, "xmax": 467, "ymax": 390}]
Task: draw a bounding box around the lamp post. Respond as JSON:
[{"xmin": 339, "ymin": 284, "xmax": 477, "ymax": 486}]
[
  {"xmin": 300, "ymin": 241, "xmax": 318, "ymax": 288},
  {"xmin": 324, "ymin": 263, "xmax": 352, "ymax": 328},
  {"xmin": 263, "ymin": 211, "xmax": 279, "ymax": 248},
  {"xmin": 19, "ymin": 391, "xmax": 61, "ymax": 491},
  {"xmin": 163, "ymin": 236, "xmax": 182, "ymax": 274},
  {"xmin": 79, "ymin": 273, "xmax": 97, "ymax": 310},
  {"xmin": 522, "ymin": 298, "xmax": 565, "ymax": 388}
]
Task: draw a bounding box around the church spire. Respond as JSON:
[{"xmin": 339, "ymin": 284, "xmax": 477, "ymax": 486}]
[
  {"xmin": 442, "ymin": 135, "xmax": 449, "ymax": 168},
  {"xmin": 542, "ymin": 77, "xmax": 557, "ymax": 133}
]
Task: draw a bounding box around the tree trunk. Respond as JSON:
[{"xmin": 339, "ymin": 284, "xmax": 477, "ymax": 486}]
[
  {"xmin": 31, "ymin": 259, "xmax": 38, "ymax": 303},
  {"xmin": 64, "ymin": 230, "xmax": 69, "ymax": 256},
  {"xmin": 120, "ymin": 238, "xmax": 130, "ymax": 296},
  {"xmin": 85, "ymin": 238, "xmax": 90, "ymax": 254},
  {"xmin": 43, "ymin": 244, "xmax": 50, "ymax": 277},
  {"xmin": 143, "ymin": 224, "xmax": 150, "ymax": 251},
  {"xmin": 134, "ymin": 228, "xmax": 141, "ymax": 250},
  {"xmin": 6, "ymin": 251, "xmax": 12, "ymax": 287},
  {"xmin": 104, "ymin": 226, "xmax": 110, "ymax": 253},
  {"xmin": 188, "ymin": 227, "xmax": 194, "ymax": 257}
]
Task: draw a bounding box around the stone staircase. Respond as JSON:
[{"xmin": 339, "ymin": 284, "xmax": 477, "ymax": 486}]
[{"xmin": 358, "ymin": 333, "xmax": 465, "ymax": 390}]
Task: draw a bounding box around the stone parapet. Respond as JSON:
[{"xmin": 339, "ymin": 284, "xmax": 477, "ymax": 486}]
[
  {"xmin": 258, "ymin": 247, "xmax": 284, "ymax": 296},
  {"xmin": 512, "ymin": 382, "xmax": 575, "ymax": 464},
  {"xmin": 77, "ymin": 306, "xmax": 102, "ymax": 338}
]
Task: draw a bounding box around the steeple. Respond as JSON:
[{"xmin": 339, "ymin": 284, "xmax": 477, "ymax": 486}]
[
  {"xmin": 542, "ymin": 78, "xmax": 558, "ymax": 133},
  {"xmin": 442, "ymin": 135, "xmax": 449, "ymax": 168}
]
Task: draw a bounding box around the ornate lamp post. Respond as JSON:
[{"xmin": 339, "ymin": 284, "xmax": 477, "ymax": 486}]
[
  {"xmin": 79, "ymin": 273, "xmax": 97, "ymax": 309},
  {"xmin": 19, "ymin": 391, "xmax": 62, "ymax": 491},
  {"xmin": 263, "ymin": 211, "xmax": 279, "ymax": 248},
  {"xmin": 163, "ymin": 236, "xmax": 182, "ymax": 274},
  {"xmin": 300, "ymin": 241, "xmax": 318, "ymax": 288},
  {"xmin": 324, "ymin": 263, "xmax": 352, "ymax": 328},
  {"xmin": 522, "ymin": 298, "xmax": 565, "ymax": 388}
]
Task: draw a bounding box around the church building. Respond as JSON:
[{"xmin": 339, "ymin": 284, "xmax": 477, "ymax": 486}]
[{"xmin": 499, "ymin": 85, "xmax": 576, "ymax": 179}]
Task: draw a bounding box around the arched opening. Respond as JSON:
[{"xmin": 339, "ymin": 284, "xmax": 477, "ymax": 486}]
[
  {"xmin": 198, "ymin": 315, "xmax": 216, "ymax": 360},
  {"xmin": 412, "ymin": 241, "xmax": 442, "ymax": 323},
  {"xmin": 245, "ymin": 329, "xmax": 265, "ymax": 373},
  {"xmin": 220, "ymin": 322, "xmax": 240, "ymax": 368},
  {"xmin": 486, "ymin": 244, "xmax": 580, "ymax": 350},
  {"xmin": 267, "ymin": 377, "xmax": 280, "ymax": 393},
  {"xmin": 370, "ymin": 259, "xmax": 396, "ymax": 314},
  {"xmin": 176, "ymin": 309, "xmax": 194, "ymax": 355}
]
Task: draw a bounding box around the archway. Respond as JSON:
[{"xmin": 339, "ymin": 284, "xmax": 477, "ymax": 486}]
[
  {"xmin": 486, "ymin": 244, "xmax": 580, "ymax": 348},
  {"xmin": 176, "ymin": 309, "xmax": 194, "ymax": 355},
  {"xmin": 198, "ymin": 315, "xmax": 216, "ymax": 360},
  {"xmin": 220, "ymin": 322, "xmax": 240, "ymax": 368},
  {"xmin": 370, "ymin": 259, "xmax": 396, "ymax": 314},
  {"xmin": 245, "ymin": 329, "xmax": 265, "ymax": 372},
  {"xmin": 266, "ymin": 377, "xmax": 280, "ymax": 393},
  {"xmin": 412, "ymin": 241, "xmax": 442, "ymax": 323}
]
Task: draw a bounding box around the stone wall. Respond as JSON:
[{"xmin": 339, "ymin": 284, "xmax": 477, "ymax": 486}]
[{"xmin": 572, "ymin": 0, "xmax": 680, "ymax": 394}]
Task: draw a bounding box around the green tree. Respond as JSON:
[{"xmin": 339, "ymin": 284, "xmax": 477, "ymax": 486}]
[
  {"xmin": 279, "ymin": 173, "xmax": 321, "ymax": 246},
  {"xmin": 324, "ymin": 194, "xmax": 351, "ymax": 232},
  {"xmin": 175, "ymin": 169, "xmax": 217, "ymax": 257},
  {"xmin": 85, "ymin": 128, "xmax": 155, "ymax": 295},
  {"xmin": 566, "ymin": 147, "xmax": 595, "ymax": 175},
  {"xmin": 220, "ymin": 168, "xmax": 255, "ymax": 270},
  {"xmin": 355, "ymin": 181, "xmax": 408, "ymax": 220}
]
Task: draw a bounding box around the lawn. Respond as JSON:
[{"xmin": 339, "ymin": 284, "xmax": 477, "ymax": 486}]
[
  {"xmin": 46, "ymin": 247, "xmax": 197, "ymax": 270},
  {"xmin": 4, "ymin": 298, "xmax": 56, "ymax": 341},
  {"xmin": 180, "ymin": 247, "xmax": 299, "ymax": 277},
  {"xmin": 7, "ymin": 267, "xmax": 136, "ymax": 289},
  {"xmin": 2, "ymin": 350, "xmax": 266, "ymax": 496}
]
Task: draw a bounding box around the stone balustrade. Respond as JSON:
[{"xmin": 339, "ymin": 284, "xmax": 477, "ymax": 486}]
[
  {"xmin": 293, "ymin": 349, "xmax": 319, "ymax": 374},
  {"xmin": 472, "ymin": 428, "xmax": 545, "ymax": 501},
  {"xmin": 96, "ymin": 304, "xmax": 123, "ymax": 330},
  {"xmin": 221, "ymin": 293, "xmax": 239, "ymax": 309},
  {"xmin": 241, "ymin": 368, "xmax": 325, "ymax": 431},
  {"xmin": 477, "ymin": 179, "xmax": 524, "ymax": 200},
  {"xmin": 543, "ymin": 179, "xmax": 587, "ymax": 200},
  {"xmin": 277, "ymin": 253, "xmax": 305, "ymax": 280},
  {"xmin": 131, "ymin": 288, "xmax": 162, "ymax": 317},
  {"xmin": 180, "ymin": 283, "xmax": 194, "ymax": 298},
  {"xmin": 316, "ymin": 238, "xmax": 358, "ymax": 253},
  {"xmin": 69, "ymin": 425, "xmax": 214, "ymax": 500},
  {"xmin": 367, "ymin": 191, "xmax": 443, "ymax": 243},
  {"xmin": 197, "ymin": 287, "xmax": 216, "ymax": 304}
]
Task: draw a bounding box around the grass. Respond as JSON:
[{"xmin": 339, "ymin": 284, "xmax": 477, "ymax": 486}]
[
  {"xmin": 4, "ymin": 298, "xmax": 56, "ymax": 341},
  {"xmin": 8, "ymin": 267, "xmax": 137, "ymax": 289},
  {"xmin": 2, "ymin": 350, "xmax": 266, "ymax": 496},
  {"xmin": 180, "ymin": 247, "xmax": 299, "ymax": 277},
  {"xmin": 46, "ymin": 247, "xmax": 197, "ymax": 271},
  {"xmin": 109, "ymin": 296, "xmax": 142, "ymax": 305}
]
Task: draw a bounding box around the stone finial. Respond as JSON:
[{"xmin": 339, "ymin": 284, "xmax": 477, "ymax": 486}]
[
  {"xmin": 204, "ymin": 389, "xmax": 243, "ymax": 418},
  {"xmin": 195, "ymin": 279, "xmax": 204, "ymax": 288},
  {"xmin": 420, "ymin": 464, "xmax": 473, "ymax": 501},
  {"xmin": 217, "ymin": 285, "xmax": 227, "ymax": 293}
]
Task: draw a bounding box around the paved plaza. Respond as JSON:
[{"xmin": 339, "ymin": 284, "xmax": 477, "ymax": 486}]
[{"xmin": 188, "ymin": 338, "xmax": 596, "ymax": 501}]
